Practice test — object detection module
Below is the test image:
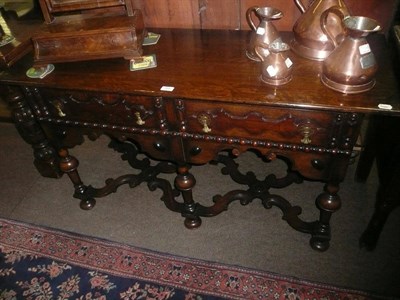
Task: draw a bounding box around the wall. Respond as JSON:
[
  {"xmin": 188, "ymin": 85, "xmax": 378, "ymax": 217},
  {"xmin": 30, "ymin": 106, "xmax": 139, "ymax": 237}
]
[{"xmin": 131, "ymin": 0, "xmax": 399, "ymax": 34}]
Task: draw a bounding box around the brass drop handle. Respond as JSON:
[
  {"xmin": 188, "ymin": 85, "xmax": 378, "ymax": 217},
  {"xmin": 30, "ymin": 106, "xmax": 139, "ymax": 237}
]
[
  {"xmin": 52, "ymin": 100, "xmax": 66, "ymax": 117},
  {"xmin": 198, "ymin": 114, "xmax": 211, "ymax": 133},
  {"xmin": 135, "ymin": 112, "xmax": 145, "ymax": 125},
  {"xmin": 300, "ymin": 125, "xmax": 314, "ymax": 145}
]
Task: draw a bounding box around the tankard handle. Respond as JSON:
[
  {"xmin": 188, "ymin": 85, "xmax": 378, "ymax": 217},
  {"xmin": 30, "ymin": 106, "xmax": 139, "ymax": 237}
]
[
  {"xmin": 294, "ymin": 0, "xmax": 306, "ymax": 14},
  {"xmin": 246, "ymin": 6, "xmax": 260, "ymax": 32},
  {"xmin": 320, "ymin": 6, "xmax": 347, "ymax": 48},
  {"xmin": 254, "ymin": 46, "xmax": 269, "ymax": 62}
]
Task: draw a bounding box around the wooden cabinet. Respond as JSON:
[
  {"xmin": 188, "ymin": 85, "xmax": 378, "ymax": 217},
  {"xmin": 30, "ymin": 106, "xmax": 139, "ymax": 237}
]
[{"xmin": 131, "ymin": 0, "xmax": 398, "ymax": 35}]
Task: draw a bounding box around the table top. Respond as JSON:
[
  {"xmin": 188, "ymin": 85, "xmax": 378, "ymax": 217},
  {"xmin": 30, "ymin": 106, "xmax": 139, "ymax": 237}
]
[{"xmin": 1, "ymin": 25, "xmax": 399, "ymax": 115}]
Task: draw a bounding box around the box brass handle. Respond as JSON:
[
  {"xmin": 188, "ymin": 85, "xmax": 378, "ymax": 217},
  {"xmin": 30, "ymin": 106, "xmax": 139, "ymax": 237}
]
[
  {"xmin": 52, "ymin": 100, "xmax": 66, "ymax": 117},
  {"xmin": 299, "ymin": 125, "xmax": 314, "ymax": 145},
  {"xmin": 198, "ymin": 114, "xmax": 211, "ymax": 133},
  {"xmin": 135, "ymin": 112, "xmax": 145, "ymax": 125}
]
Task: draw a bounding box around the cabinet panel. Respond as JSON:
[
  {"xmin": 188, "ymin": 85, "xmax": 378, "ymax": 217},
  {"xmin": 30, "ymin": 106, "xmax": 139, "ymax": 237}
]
[
  {"xmin": 131, "ymin": 0, "xmax": 200, "ymax": 28},
  {"xmin": 132, "ymin": 0, "xmax": 240, "ymax": 29},
  {"xmin": 198, "ymin": 0, "xmax": 240, "ymax": 29},
  {"xmin": 131, "ymin": 0, "xmax": 396, "ymax": 34}
]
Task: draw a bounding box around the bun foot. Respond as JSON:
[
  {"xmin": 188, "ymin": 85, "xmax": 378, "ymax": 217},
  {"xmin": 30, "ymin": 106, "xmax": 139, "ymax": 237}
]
[
  {"xmin": 310, "ymin": 237, "xmax": 330, "ymax": 252},
  {"xmin": 80, "ymin": 198, "xmax": 96, "ymax": 210},
  {"xmin": 184, "ymin": 217, "xmax": 202, "ymax": 229}
]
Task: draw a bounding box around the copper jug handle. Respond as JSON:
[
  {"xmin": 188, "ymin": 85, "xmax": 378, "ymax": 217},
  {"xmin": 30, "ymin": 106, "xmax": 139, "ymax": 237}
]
[
  {"xmin": 246, "ymin": 6, "xmax": 260, "ymax": 32},
  {"xmin": 294, "ymin": 0, "xmax": 306, "ymax": 13},
  {"xmin": 320, "ymin": 6, "xmax": 346, "ymax": 48},
  {"xmin": 254, "ymin": 46, "xmax": 267, "ymax": 62}
]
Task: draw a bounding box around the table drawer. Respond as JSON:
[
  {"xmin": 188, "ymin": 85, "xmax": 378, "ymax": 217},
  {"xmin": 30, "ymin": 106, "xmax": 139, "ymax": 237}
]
[
  {"xmin": 182, "ymin": 100, "xmax": 344, "ymax": 148},
  {"xmin": 36, "ymin": 89, "xmax": 168, "ymax": 131}
]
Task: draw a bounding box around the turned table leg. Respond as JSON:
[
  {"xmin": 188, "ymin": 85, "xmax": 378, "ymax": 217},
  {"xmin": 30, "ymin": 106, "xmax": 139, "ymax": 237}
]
[
  {"xmin": 58, "ymin": 148, "xmax": 96, "ymax": 210},
  {"xmin": 175, "ymin": 165, "xmax": 202, "ymax": 229},
  {"xmin": 5, "ymin": 86, "xmax": 62, "ymax": 178},
  {"xmin": 311, "ymin": 183, "xmax": 341, "ymax": 251}
]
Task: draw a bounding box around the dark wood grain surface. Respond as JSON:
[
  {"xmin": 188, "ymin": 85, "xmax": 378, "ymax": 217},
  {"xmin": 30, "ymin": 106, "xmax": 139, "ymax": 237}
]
[{"xmin": 1, "ymin": 28, "xmax": 399, "ymax": 115}]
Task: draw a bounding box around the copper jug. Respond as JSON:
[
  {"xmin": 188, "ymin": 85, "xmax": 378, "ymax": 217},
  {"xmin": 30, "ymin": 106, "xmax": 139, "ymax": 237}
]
[
  {"xmin": 321, "ymin": 8, "xmax": 381, "ymax": 94},
  {"xmin": 255, "ymin": 41, "xmax": 294, "ymax": 86},
  {"xmin": 291, "ymin": 0, "xmax": 350, "ymax": 61},
  {"xmin": 246, "ymin": 6, "xmax": 283, "ymax": 61}
]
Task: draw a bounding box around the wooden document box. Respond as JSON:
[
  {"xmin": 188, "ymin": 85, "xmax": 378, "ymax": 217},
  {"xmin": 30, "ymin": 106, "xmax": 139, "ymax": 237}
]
[{"xmin": 32, "ymin": 0, "xmax": 146, "ymax": 66}]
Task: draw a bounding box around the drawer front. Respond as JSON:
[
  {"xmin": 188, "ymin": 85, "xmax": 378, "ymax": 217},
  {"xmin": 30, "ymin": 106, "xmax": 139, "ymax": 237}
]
[
  {"xmin": 36, "ymin": 89, "xmax": 168, "ymax": 131},
  {"xmin": 181, "ymin": 99, "xmax": 356, "ymax": 149}
]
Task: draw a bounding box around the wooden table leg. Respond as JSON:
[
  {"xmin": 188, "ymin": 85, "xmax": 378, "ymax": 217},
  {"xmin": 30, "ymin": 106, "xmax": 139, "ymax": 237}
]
[
  {"xmin": 5, "ymin": 86, "xmax": 62, "ymax": 178},
  {"xmin": 175, "ymin": 164, "xmax": 202, "ymax": 229},
  {"xmin": 311, "ymin": 183, "xmax": 341, "ymax": 251},
  {"xmin": 359, "ymin": 115, "xmax": 400, "ymax": 250},
  {"xmin": 59, "ymin": 148, "xmax": 96, "ymax": 210}
]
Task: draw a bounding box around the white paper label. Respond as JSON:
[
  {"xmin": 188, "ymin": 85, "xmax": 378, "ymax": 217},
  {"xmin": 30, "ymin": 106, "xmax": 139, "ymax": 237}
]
[
  {"xmin": 378, "ymin": 104, "xmax": 393, "ymax": 110},
  {"xmin": 266, "ymin": 65, "xmax": 277, "ymax": 77},
  {"xmin": 160, "ymin": 86, "xmax": 175, "ymax": 91},
  {"xmin": 256, "ymin": 27, "xmax": 266, "ymax": 35},
  {"xmin": 285, "ymin": 58, "xmax": 293, "ymax": 68},
  {"xmin": 359, "ymin": 44, "xmax": 371, "ymax": 55}
]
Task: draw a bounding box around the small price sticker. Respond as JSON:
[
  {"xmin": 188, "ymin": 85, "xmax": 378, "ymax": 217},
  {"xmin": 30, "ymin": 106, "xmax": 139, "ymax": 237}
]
[
  {"xmin": 378, "ymin": 104, "xmax": 393, "ymax": 110},
  {"xmin": 359, "ymin": 44, "xmax": 371, "ymax": 55},
  {"xmin": 160, "ymin": 86, "xmax": 175, "ymax": 92},
  {"xmin": 266, "ymin": 65, "xmax": 278, "ymax": 77},
  {"xmin": 256, "ymin": 27, "xmax": 266, "ymax": 35},
  {"xmin": 285, "ymin": 58, "xmax": 293, "ymax": 68}
]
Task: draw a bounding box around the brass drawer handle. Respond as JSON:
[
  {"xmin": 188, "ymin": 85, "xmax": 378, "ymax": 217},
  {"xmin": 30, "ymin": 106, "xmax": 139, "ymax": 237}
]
[
  {"xmin": 198, "ymin": 114, "xmax": 211, "ymax": 133},
  {"xmin": 300, "ymin": 125, "xmax": 314, "ymax": 145},
  {"xmin": 135, "ymin": 112, "xmax": 145, "ymax": 125},
  {"xmin": 53, "ymin": 100, "xmax": 66, "ymax": 117}
]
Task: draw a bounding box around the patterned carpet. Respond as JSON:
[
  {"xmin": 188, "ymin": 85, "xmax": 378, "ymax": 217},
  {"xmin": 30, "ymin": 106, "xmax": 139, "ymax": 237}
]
[{"xmin": 0, "ymin": 218, "xmax": 390, "ymax": 300}]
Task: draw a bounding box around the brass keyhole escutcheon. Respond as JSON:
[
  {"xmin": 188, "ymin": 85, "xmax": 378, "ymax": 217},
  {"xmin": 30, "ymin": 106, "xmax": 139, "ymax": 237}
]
[
  {"xmin": 197, "ymin": 114, "xmax": 211, "ymax": 133},
  {"xmin": 300, "ymin": 125, "xmax": 314, "ymax": 145},
  {"xmin": 52, "ymin": 100, "xmax": 66, "ymax": 117},
  {"xmin": 135, "ymin": 112, "xmax": 145, "ymax": 125}
]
